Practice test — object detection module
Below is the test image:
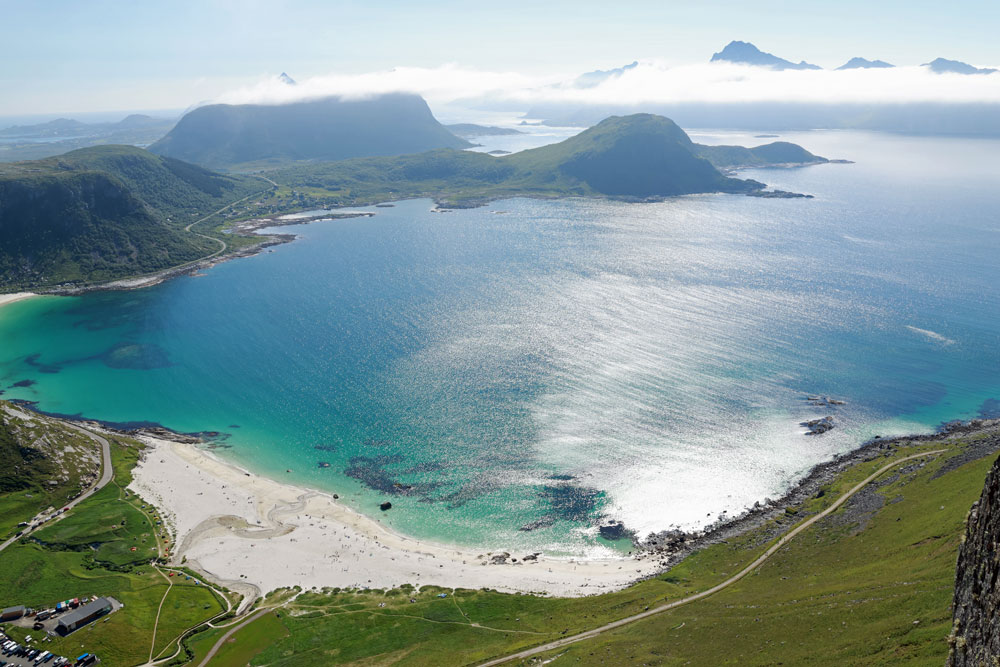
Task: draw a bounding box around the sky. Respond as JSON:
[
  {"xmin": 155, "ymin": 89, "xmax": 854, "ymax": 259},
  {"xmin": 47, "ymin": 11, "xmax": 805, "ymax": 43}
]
[{"xmin": 2, "ymin": 0, "xmax": 999, "ymax": 117}]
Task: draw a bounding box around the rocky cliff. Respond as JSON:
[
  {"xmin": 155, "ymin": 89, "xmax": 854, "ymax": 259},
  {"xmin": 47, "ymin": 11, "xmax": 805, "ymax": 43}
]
[{"xmin": 949, "ymin": 453, "xmax": 1000, "ymax": 665}]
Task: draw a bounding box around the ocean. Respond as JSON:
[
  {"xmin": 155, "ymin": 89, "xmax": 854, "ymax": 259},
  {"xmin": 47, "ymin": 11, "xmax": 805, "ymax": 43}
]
[{"xmin": 1, "ymin": 129, "xmax": 998, "ymax": 557}]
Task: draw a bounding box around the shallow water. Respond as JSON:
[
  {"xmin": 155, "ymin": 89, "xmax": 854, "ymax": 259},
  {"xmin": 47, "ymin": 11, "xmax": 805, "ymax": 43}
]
[{"xmin": 1, "ymin": 130, "xmax": 998, "ymax": 557}]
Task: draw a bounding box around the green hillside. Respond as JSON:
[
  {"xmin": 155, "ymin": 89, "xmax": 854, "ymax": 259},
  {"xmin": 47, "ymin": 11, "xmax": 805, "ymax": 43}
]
[
  {"xmin": 695, "ymin": 140, "xmax": 829, "ymax": 169},
  {"xmin": 0, "ymin": 145, "xmax": 260, "ymax": 289},
  {"xmin": 270, "ymin": 114, "xmax": 774, "ymax": 207}
]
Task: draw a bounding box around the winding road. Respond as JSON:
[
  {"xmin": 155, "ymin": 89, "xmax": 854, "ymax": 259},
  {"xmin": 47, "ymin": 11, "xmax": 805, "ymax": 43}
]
[
  {"xmin": 478, "ymin": 449, "xmax": 946, "ymax": 666},
  {"xmin": 0, "ymin": 422, "xmax": 112, "ymax": 554}
]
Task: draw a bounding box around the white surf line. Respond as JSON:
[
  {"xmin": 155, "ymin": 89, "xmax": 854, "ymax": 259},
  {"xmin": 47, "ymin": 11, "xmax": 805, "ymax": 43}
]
[{"xmin": 479, "ymin": 448, "xmax": 947, "ymax": 666}]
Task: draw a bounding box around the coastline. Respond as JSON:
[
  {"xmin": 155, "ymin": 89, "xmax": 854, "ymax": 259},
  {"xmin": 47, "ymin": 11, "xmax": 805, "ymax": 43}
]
[
  {"xmin": 37, "ymin": 211, "xmax": 372, "ymax": 297},
  {"xmin": 123, "ymin": 417, "xmax": 1000, "ymax": 607}
]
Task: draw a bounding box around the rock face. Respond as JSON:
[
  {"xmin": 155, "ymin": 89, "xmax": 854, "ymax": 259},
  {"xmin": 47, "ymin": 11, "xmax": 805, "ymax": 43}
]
[{"xmin": 949, "ymin": 454, "xmax": 1000, "ymax": 665}]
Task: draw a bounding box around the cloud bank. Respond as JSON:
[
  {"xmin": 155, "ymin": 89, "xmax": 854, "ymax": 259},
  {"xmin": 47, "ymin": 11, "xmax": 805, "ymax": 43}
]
[{"xmin": 210, "ymin": 60, "xmax": 1000, "ymax": 110}]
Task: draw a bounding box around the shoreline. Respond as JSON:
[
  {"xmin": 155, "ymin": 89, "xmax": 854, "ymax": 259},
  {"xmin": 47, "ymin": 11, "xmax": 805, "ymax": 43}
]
[{"xmin": 120, "ymin": 414, "xmax": 1000, "ymax": 606}]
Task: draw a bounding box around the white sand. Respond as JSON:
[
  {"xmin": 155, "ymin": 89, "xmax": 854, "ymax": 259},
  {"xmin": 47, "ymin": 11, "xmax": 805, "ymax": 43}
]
[
  {"xmin": 0, "ymin": 292, "xmax": 36, "ymax": 310},
  {"xmin": 128, "ymin": 436, "xmax": 660, "ymax": 602}
]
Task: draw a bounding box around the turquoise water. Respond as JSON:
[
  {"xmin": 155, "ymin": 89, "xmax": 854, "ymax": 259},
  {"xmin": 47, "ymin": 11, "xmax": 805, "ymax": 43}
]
[{"xmin": 1, "ymin": 130, "xmax": 999, "ymax": 557}]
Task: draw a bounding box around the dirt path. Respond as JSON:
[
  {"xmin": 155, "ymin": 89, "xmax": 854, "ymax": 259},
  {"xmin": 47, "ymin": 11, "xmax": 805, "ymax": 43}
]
[
  {"xmin": 478, "ymin": 449, "xmax": 947, "ymax": 666},
  {"xmin": 148, "ymin": 567, "xmax": 175, "ymax": 662},
  {"xmin": 197, "ymin": 608, "xmax": 270, "ymax": 667}
]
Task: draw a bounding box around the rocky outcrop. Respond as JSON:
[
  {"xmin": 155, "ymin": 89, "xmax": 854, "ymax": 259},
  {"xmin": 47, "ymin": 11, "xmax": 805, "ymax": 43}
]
[
  {"xmin": 803, "ymin": 416, "xmax": 835, "ymax": 435},
  {"xmin": 949, "ymin": 454, "xmax": 1000, "ymax": 665}
]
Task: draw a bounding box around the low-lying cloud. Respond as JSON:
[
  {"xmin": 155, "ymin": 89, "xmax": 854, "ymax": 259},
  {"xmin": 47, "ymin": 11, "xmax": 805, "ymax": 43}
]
[{"xmin": 210, "ymin": 59, "xmax": 1000, "ymax": 110}]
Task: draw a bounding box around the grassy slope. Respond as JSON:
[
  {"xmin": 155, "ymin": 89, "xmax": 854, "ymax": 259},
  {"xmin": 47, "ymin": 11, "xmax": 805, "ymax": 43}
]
[
  {"xmin": 0, "ymin": 404, "xmax": 102, "ymax": 541},
  {"xmin": 0, "ymin": 428, "xmax": 225, "ymax": 665},
  {"xmin": 0, "ymin": 145, "xmax": 265, "ymax": 290},
  {"xmin": 215, "ymin": 432, "xmax": 994, "ymax": 666}
]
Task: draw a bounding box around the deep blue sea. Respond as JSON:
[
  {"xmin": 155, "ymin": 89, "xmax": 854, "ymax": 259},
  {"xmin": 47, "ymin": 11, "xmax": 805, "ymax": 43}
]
[{"xmin": 1, "ymin": 130, "xmax": 998, "ymax": 557}]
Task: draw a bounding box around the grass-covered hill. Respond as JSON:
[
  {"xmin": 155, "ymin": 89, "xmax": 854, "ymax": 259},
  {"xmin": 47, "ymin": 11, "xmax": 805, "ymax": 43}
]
[
  {"xmin": 0, "ymin": 145, "xmax": 260, "ymax": 289},
  {"xmin": 271, "ymin": 114, "xmax": 798, "ymax": 206},
  {"xmin": 148, "ymin": 93, "xmax": 472, "ymax": 170}
]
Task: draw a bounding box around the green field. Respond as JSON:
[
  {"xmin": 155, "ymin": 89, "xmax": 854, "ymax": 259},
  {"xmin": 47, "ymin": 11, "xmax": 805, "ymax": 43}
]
[{"xmin": 201, "ymin": 432, "xmax": 995, "ymax": 666}]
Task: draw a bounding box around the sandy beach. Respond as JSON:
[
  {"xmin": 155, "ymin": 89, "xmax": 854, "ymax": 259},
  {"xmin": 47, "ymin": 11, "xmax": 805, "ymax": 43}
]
[
  {"xmin": 127, "ymin": 436, "xmax": 660, "ymax": 605},
  {"xmin": 0, "ymin": 292, "xmax": 36, "ymax": 310}
]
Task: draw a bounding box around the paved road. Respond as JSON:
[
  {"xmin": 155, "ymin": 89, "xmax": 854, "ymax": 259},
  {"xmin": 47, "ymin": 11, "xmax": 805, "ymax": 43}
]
[
  {"xmin": 0, "ymin": 423, "xmax": 112, "ymax": 553},
  {"xmin": 197, "ymin": 608, "xmax": 270, "ymax": 667},
  {"xmin": 479, "ymin": 449, "xmax": 947, "ymax": 666}
]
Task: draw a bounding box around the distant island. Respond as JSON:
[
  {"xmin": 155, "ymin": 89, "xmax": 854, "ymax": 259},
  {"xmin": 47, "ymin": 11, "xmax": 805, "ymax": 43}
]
[
  {"xmin": 148, "ymin": 93, "xmax": 472, "ymax": 169},
  {"xmin": 0, "ymin": 114, "xmax": 175, "ymax": 162},
  {"xmin": 0, "ymin": 113, "xmax": 830, "ymax": 290},
  {"xmin": 444, "ymin": 123, "xmax": 526, "ymax": 138}
]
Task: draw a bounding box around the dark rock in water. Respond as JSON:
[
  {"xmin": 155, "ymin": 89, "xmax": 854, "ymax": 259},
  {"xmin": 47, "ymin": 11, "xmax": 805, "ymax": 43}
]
[
  {"xmin": 333, "ymin": 493, "xmax": 339, "ymax": 499},
  {"xmin": 379, "ymin": 501, "xmax": 392, "ymax": 511},
  {"xmin": 747, "ymin": 189, "xmax": 814, "ymax": 199},
  {"xmin": 540, "ymin": 484, "xmax": 604, "ymax": 523},
  {"xmin": 375, "ymin": 203, "xmax": 395, "ymax": 208},
  {"xmin": 803, "ymin": 416, "xmax": 835, "ymax": 435},
  {"xmin": 317, "ymin": 461, "xmax": 332, "ymax": 468},
  {"xmin": 25, "ymin": 353, "xmax": 62, "ymax": 374},
  {"xmin": 978, "ymin": 398, "xmax": 1000, "ymax": 419},
  {"xmin": 806, "ymin": 395, "xmax": 847, "ymax": 407},
  {"xmin": 192, "ymin": 430, "xmax": 231, "ymax": 442},
  {"xmin": 949, "ymin": 454, "xmax": 1000, "ymax": 665},
  {"xmin": 547, "ymin": 474, "xmax": 576, "ymax": 481},
  {"xmin": 11, "ymin": 379, "xmax": 36, "ymax": 388},
  {"xmin": 100, "ymin": 341, "xmax": 172, "ymax": 370},
  {"xmin": 519, "ymin": 516, "xmax": 557, "ymax": 532},
  {"xmin": 599, "ymin": 521, "xmax": 629, "ymax": 540}
]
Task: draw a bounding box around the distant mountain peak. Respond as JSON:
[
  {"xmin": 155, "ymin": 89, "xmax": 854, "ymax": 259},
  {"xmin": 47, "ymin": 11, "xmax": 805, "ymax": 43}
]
[
  {"xmin": 711, "ymin": 41, "xmax": 822, "ymax": 71},
  {"xmin": 278, "ymin": 72, "xmax": 297, "ymax": 85},
  {"xmin": 574, "ymin": 61, "xmax": 639, "ymax": 88},
  {"xmin": 922, "ymin": 58, "xmax": 997, "ymax": 75},
  {"xmin": 836, "ymin": 57, "xmax": 894, "ymax": 70}
]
